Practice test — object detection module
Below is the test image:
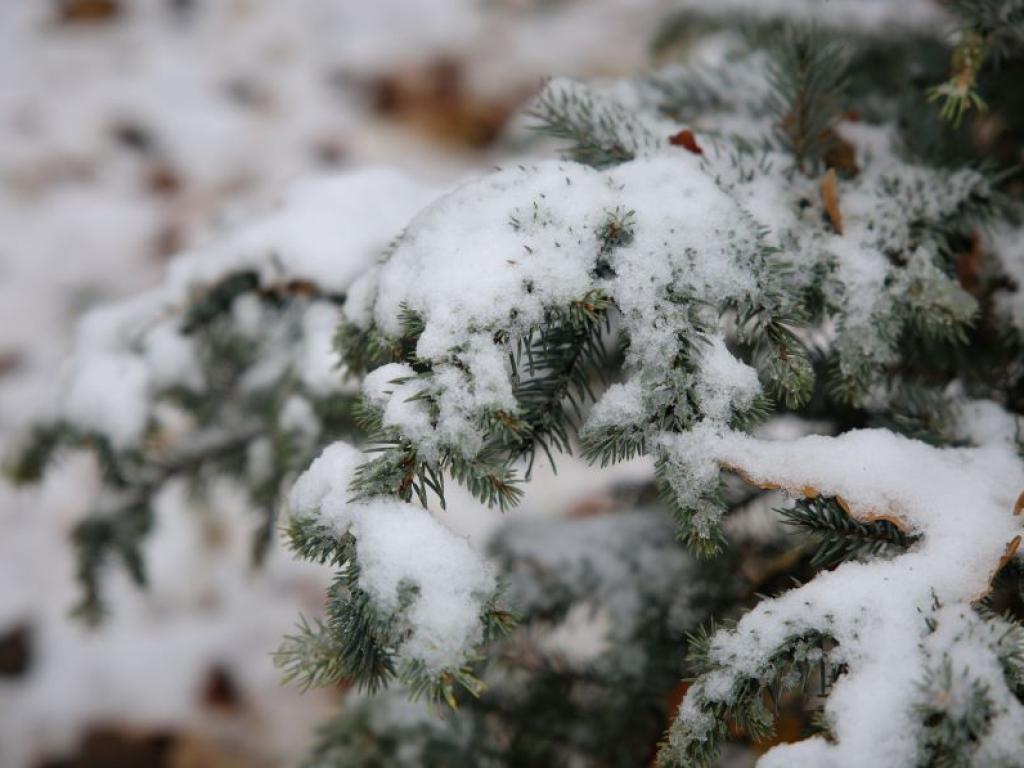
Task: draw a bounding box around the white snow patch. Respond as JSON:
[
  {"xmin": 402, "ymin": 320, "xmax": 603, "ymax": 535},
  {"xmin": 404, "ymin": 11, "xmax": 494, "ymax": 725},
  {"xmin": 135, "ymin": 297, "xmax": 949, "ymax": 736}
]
[{"xmin": 289, "ymin": 441, "xmax": 497, "ymax": 674}]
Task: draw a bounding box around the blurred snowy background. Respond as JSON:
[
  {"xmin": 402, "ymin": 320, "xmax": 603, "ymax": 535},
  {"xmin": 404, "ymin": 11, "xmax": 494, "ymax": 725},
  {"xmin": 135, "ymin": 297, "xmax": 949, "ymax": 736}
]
[{"xmin": 0, "ymin": 1, "xmax": 672, "ymax": 766}]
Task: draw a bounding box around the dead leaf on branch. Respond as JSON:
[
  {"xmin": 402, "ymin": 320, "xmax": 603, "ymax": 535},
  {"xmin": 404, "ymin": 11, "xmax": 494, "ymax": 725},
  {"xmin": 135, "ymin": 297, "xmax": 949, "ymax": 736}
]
[
  {"xmin": 668, "ymin": 129, "xmax": 704, "ymax": 155},
  {"xmin": 820, "ymin": 168, "xmax": 844, "ymax": 235}
]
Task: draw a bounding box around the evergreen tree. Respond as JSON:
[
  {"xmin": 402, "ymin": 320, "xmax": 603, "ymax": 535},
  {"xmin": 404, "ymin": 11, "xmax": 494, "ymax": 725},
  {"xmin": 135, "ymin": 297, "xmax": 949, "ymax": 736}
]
[{"xmin": 8, "ymin": 1, "xmax": 1024, "ymax": 766}]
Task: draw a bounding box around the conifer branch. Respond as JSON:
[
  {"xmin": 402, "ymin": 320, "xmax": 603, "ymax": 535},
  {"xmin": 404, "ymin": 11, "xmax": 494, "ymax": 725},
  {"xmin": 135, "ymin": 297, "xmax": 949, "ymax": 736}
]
[
  {"xmin": 778, "ymin": 495, "xmax": 918, "ymax": 567},
  {"xmin": 510, "ymin": 289, "xmax": 613, "ymax": 474},
  {"xmin": 767, "ymin": 27, "xmax": 848, "ymax": 173},
  {"xmin": 70, "ymin": 426, "xmax": 261, "ymax": 621},
  {"xmin": 660, "ymin": 624, "xmax": 842, "ymax": 768},
  {"xmin": 527, "ymin": 81, "xmax": 656, "ymax": 168}
]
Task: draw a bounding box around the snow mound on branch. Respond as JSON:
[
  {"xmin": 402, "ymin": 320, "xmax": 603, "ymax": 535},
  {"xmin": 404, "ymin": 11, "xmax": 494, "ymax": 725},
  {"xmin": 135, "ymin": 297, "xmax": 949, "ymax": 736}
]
[
  {"xmin": 664, "ymin": 425, "xmax": 1024, "ymax": 767},
  {"xmin": 62, "ymin": 353, "xmax": 153, "ymax": 449},
  {"xmin": 58, "ymin": 169, "xmax": 437, "ymax": 448},
  {"xmin": 346, "ymin": 154, "xmax": 766, "ymax": 457},
  {"xmin": 362, "ymin": 363, "xmax": 437, "ymax": 449},
  {"xmin": 365, "ymin": 156, "xmax": 758, "ymax": 358},
  {"xmin": 289, "ymin": 442, "xmax": 497, "ymax": 674},
  {"xmin": 185, "ymin": 170, "xmax": 437, "ymax": 294}
]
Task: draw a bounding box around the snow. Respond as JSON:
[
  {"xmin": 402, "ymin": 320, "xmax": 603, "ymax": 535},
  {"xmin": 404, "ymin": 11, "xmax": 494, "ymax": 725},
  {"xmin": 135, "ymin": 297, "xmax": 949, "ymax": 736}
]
[
  {"xmin": 362, "ymin": 362, "xmax": 436, "ymax": 448},
  {"xmin": 279, "ymin": 395, "xmax": 319, "ymax": 443},
  {"xmin": 223, "ymin": 171, "xmax": 439, "ymax": 294},
  {"xmin": 162, "ymin": 168, "xmax": 437, "ymax": 300},
  {"xmin": 297, "ymin": 302, "xmax": 348, "ymax": 397},
  {"xmin": 537, "ymin": 604, "xmax": 614, "ymax": 667},
  {"xmin": 954, "ymin": 398, "xmax": 1022, "ymax": 450},
  {"xmin": 289, "ymin": 441, "xmax": 497, "ymax": 674},
  {"xmin": 55, "ymin": 168, "xmax": 435, "ymax": 448},
  {"xmin": 61, "ymin": 353, "xmax": 151, "ymax": 448},
  {"xmin": 666, "ymin": 427, "xmax": 1024, "ymax": 766},
  {"xmin": 367, "ymin": 160, "xmax": 607, "ymax": 352},
  {"xmin": 351, "ymin": 500, "xmax": 495, "ymax": 673},
  {"xmin": 584, "ymin": 379, "xmax": 645, "ymax": 431},
  {"xmin": 349, "ymin": 152, "xmax": 770, "ymax": 458},
  {"xmin": 694, "ymin": 335, "xmax": 761, "ymax": 422},
  {"xmin": 288, "ymin": 442, "xmax": 366, "ymax": 534},
  {"xmin": 143, "ymin": 321, "xmax": 204, "ymax": 392}
]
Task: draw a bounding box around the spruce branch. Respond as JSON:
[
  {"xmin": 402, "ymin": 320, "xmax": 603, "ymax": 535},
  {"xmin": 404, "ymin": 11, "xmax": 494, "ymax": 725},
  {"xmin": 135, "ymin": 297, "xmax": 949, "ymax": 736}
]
[
  {"xmin": 915, "ymin": 656, "xmax": 996, "ymax": 764},
  {"xmin": 181, "ymin": 269, "xmax": 344, "ymax": 334},
  {"xmin": 579, "ymin": 421, "xmax": 647, "ymax": 466},
  {"xmin": 275, "ymin": 614, "xmax": 354, "ymax": 692},
  {"xmin": 932, "ymin": 1, "xmax": 1024, "ymax": 126},
  {"xmin": 949, "ymin": 0, "xmax": 1024, "ymax": 57},
  {"xmin": 778, "ymin": 495, "xmax": 918, "ymax": 568},
  {"xmin": 71, "ymin": 500, "xmax": 153, "ymax": 624},
  {"xmin": 336, "ymin": 303, "xmax": 426, "ymax": 375},
  {"xmin": 2, "ymin": 422, "xmax": 67, "ymax": 485},
  {"xmin": 661, "ymin": 625, "xmax": 843, "ymax": 768},
  {"xmin": 447, "ymin": 450, "xmax": 523, "ymax": 512},
  {"xmin": 69, "ymin": 426, "xmax": 261, "ymax": 621},
  {"xmin": 656, "ymin": 455, "xmax": 728, "ymax": 558},
  {"xmin": 284, "ymin": 516, "xmax": 346, "ymax": 567},
  {"xmin": 509, "ymin": 289, "xmax": 613, "ymax": 475},
  {"xmin": 181, "ymin": 270, "xmax": 261, "ymax": 333},
  {"xmin": 766, "ymin": 26, "xmax": 848, "ymax": 173},
  {"xmin": 526, "ymin": 80, "xmax": 656, "ymax": 168},
  {"xmin": 735, "ymin": 300, "xmax": 815, "ymax": 410},
  {"xmin": 277, "ymin": 537, "xmax": 402, "ymax": 695}
]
